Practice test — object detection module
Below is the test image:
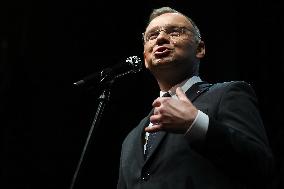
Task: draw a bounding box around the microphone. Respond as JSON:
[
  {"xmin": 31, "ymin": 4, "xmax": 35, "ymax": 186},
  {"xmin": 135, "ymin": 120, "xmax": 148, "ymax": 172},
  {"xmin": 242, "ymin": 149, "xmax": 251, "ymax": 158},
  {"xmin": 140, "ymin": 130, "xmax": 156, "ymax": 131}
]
[{"xmin": 73, "ymin": 56, "xmax": 142, "ymax": 87}]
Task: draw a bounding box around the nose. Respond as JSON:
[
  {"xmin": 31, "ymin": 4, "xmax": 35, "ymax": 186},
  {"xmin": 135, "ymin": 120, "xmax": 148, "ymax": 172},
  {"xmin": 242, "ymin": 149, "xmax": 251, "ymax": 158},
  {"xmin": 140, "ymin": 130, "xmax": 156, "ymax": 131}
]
[
  {"xmin": 157, "ymin": 30, "xmax": 169, "ymax": 38},
  {"xmin": 156, "ymin": 30, "xmax": 170, "ymax": 44}
]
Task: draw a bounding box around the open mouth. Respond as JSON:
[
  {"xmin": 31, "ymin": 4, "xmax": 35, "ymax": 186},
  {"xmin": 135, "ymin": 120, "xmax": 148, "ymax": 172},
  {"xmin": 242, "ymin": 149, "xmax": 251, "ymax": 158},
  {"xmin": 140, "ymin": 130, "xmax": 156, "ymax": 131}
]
[{"xmin": 154, "ymin": 47, "xmax": 172, "ymax": 58}]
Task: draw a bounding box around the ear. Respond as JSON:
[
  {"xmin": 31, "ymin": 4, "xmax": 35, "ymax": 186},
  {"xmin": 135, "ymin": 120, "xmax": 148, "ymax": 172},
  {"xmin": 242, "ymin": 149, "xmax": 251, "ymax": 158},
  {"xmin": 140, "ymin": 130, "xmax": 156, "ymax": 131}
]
[
  {"xmin": 144, "ymin": 51, "xmax": 149, "ymax": 69},
  {"xmin": 196, "ymin": 41, "xmax": 205, "ymax": 59}
]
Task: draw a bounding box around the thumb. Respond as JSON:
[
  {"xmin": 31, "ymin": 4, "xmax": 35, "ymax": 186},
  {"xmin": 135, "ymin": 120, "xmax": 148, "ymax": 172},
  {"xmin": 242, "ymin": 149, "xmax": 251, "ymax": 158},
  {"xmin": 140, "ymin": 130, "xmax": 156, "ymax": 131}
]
[{"xmin": 176, "ymin": 87, "xmax": 190, "ymax": 102}]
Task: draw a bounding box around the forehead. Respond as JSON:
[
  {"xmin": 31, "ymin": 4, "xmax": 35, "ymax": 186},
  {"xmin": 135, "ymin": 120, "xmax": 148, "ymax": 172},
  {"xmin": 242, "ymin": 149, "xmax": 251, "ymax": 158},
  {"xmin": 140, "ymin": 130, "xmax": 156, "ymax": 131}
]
[{"xmin": 146, "ymin": 13, "xmax": 193, "ymax": 31}]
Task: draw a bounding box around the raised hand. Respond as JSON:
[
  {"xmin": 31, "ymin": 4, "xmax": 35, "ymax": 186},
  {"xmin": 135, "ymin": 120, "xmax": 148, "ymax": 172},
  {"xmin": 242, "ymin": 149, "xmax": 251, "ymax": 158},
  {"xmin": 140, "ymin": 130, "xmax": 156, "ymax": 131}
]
[{"xmin": 145, "ymin": 87, "xmax": 198, "ymax": 134}]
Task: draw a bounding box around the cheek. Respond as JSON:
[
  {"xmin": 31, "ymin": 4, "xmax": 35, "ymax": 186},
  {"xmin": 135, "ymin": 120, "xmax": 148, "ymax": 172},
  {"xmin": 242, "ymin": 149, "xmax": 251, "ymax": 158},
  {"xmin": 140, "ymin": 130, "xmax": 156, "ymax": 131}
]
[
  {"xmin": 144, "ymin": 43, "xmax": 154, "ymax": 53},
  {"xmin": 144, "ymin": 45, "xmax": 154, "ymax": 58},
  {"xmin": 144, "ymin": 50, "xmax": 151, "ymax": 61},
  {"xmin": 175, "ymin": 42, "xmax": 196, "ymax": 56},
  {"xmin": 143, "ymin": 48, "xmax": 152, "ymax": 68}
]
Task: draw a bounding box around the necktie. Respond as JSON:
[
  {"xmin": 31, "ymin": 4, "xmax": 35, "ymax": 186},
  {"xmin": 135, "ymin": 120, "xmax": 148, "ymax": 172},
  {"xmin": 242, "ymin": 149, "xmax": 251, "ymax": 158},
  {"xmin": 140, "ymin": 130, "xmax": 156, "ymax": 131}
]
[{"xmin": 144, "ymin": 92, "xmax": 171, "ymax": 159}]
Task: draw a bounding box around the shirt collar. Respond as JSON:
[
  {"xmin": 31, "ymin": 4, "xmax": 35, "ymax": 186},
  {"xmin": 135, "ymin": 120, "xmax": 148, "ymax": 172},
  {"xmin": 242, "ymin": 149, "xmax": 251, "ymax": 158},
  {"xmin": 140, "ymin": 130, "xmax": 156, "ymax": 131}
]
[{"xmin": 160, "ymin": 76, "xmax": 202, "ymax": 98}]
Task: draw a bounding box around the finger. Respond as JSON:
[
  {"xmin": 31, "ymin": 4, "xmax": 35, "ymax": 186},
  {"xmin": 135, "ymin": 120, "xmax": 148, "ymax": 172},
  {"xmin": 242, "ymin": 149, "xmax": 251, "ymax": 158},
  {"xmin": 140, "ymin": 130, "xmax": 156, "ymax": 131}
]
[
  {"xmin": 153, "ymin": 107, "xmax": 160, "ymax": 115},
  {"xmin": 152, "ymin": 98, "xmax": 162, "ymax": 107},
  {"xmin": 176, "ymin": 87, "xmax": 190, "ymax": 102},
  {"xmin": 145, "ymin": 124, "xmax": 162, "ymax": 133},
  {"xmin": 150, "ymin": 114, "xmax": 161, "ymax": 124}
]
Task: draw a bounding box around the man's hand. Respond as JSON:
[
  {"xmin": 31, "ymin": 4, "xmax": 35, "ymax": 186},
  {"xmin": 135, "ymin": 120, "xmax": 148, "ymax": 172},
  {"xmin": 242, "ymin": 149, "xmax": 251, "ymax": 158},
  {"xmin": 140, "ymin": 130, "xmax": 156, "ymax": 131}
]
[{"xmin": 145, "ymin": 87, "xmax": 198, "ymax": 134}]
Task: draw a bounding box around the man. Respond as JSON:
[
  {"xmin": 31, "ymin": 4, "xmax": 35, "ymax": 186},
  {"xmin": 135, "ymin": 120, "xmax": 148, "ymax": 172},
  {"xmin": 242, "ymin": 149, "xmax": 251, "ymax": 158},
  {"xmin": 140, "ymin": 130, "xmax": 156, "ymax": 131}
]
[{"xmin": 117, "ymin": 7, "xmax": 273, "ymax": 189}]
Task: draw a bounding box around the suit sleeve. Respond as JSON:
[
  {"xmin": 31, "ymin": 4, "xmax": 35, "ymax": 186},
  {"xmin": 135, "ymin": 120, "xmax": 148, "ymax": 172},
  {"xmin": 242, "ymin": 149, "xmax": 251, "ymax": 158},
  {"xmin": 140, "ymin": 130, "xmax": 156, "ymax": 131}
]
[
  {"xmin": 202, "ymin": 81, "xmax": 274, "ymax": 187},
  {"xmin": 117, "ymin": 145, "xmax": 127, "ymax": 189}
]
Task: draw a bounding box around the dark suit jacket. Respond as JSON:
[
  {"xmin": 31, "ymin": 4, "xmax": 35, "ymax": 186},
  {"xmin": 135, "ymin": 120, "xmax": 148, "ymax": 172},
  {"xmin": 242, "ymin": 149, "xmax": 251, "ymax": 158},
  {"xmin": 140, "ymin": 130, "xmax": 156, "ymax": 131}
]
[{"xmin": 117, "ymin": 81, "xmax": 274, "ymax": 189}]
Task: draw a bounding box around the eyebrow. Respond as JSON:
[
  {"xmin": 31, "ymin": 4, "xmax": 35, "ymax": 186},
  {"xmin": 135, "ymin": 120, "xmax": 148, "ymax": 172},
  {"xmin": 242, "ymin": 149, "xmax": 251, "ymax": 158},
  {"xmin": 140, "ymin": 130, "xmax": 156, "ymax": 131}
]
[{"xmin": 146, "ymin": 24, "xmax": 190, "ymax": 33}]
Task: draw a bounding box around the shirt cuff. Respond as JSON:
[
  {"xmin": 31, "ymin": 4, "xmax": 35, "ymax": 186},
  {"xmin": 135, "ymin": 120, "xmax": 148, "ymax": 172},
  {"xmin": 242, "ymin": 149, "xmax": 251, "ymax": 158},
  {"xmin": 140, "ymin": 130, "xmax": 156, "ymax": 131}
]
[{"xmin": 184, "ymin": 110, "xmax": 209, "ymax": 142}]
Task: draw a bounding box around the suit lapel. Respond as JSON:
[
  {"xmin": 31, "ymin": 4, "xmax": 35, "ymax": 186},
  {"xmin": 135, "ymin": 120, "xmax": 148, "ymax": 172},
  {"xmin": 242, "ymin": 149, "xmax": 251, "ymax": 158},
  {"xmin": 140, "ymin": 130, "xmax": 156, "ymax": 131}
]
[
  {"xmin": 140, "ymin": 109, "xmax": 155, "ymax": 160},
  {"xmin": 143, "ymin": 82, "xmax": 212, "ymax": 162},
  {"xmin": 135, "ymin": 117, "xmax": 150, "ymax": 166},
  {"xmin": 144, "ymin": 129, "xmax": 166, "ymax": 161},
  {"xmin": 185, "ymin": 81, "xmax": 212, "ymax": 101}
]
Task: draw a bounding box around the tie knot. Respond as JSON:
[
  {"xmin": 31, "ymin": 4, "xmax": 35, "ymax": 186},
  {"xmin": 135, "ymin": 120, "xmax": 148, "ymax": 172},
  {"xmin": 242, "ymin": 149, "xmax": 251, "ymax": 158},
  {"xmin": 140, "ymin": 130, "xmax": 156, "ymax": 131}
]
[{"xmin": 162, "ymin": 92, "xmax": 171, "ymax": 97}]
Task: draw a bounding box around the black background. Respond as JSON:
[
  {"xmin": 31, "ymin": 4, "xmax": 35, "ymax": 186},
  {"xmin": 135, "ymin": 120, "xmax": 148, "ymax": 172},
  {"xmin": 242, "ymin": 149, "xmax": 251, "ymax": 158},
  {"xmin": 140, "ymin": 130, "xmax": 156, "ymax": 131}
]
[{"xmin": 1, "ymin": 0, "xmax": 283, "ymax": 188}]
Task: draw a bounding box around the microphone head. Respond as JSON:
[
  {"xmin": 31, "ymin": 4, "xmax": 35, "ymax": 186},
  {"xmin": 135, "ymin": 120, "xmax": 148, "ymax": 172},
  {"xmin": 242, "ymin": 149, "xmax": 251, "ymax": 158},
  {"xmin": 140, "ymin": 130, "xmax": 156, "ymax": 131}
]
[
  {"xmin": 73, "ymin": 56, "xmax": 143, "ymax": 88},
  {"xmin": 126, "ymin": 56, "xmax": 142, "ymax": 70},
  {"xmin": 114, "ymin": 56, "xmax": 142, "ymax": 79}
]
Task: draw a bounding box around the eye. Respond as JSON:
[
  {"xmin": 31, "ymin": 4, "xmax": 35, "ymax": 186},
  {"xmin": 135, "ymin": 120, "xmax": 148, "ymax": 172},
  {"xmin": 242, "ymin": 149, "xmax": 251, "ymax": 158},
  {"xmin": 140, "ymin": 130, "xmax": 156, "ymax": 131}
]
[
  {"xmin": 146, "ymin": 31, "xmax": 159, "ymax": 41},
  {"xmin": 168, "ymin": 27, "xmax": 182, "ymax": 37}
]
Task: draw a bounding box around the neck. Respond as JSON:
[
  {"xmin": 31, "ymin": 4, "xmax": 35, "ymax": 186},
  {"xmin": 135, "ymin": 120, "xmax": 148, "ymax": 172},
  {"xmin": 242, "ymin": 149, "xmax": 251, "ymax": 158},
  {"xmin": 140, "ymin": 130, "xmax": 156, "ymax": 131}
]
[
  {"xmin": 155, "ymin": 72, "xmax": 196, "ymax": 91},
  {"xmin": 148, "ymin": 60, "xmax": 199, "ymax": 91}
]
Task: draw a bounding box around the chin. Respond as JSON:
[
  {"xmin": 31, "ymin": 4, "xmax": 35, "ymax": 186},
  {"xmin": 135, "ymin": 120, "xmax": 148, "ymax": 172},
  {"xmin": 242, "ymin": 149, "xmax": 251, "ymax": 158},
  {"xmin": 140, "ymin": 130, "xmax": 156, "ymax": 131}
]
[{"xmin": 152, "ymin": 56, "xmax": 175, "ymax": 66}]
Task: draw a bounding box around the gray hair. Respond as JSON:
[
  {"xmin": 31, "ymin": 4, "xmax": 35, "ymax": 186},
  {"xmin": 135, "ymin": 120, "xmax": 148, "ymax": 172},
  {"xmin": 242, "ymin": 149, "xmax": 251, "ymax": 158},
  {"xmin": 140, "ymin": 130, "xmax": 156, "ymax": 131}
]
[{"xmin": 146, "ymin": 7, "xmax": 202, "ymax": 42}]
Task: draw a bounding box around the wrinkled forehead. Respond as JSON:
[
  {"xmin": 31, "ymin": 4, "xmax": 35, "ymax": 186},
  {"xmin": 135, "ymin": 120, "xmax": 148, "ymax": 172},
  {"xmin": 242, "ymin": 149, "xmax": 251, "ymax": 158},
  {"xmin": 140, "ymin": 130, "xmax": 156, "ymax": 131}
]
[{"xmin": 145, "ymin": 13, "xmax": 193, "ymax": 32}]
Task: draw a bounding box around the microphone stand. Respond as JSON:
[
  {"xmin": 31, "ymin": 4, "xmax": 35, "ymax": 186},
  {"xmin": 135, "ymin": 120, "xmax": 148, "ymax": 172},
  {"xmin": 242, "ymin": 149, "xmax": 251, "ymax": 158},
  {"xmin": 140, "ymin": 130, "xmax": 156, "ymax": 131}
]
[
  {"xmin": 70, "ymin": 55, "xmax": 142, "ymax": 189},
  {"xmin": 69, "ymin": 79, "xmax": 114, "ymax": 189}
]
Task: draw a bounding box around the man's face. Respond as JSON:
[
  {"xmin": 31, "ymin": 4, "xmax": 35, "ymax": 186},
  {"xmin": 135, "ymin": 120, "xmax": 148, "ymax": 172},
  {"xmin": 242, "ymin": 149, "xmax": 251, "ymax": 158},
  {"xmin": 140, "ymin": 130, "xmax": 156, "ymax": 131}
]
[{"xmin": 143, "ymin": 13, "xmax": 204, "ymax": 73}]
